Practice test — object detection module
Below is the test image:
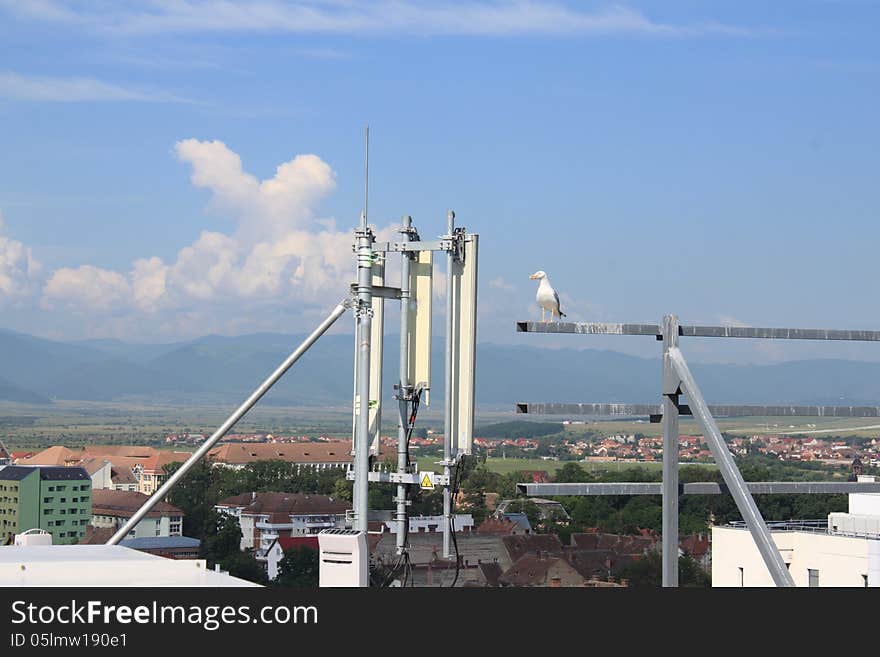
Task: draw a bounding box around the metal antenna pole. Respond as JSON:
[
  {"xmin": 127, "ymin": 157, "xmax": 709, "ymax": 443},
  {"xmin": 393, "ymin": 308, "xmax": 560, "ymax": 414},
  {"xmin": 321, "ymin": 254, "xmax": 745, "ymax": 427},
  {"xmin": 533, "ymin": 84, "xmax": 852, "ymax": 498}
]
[
  {"xmin": 352, "ymin": 125, "xmax": 374, "ymax": 533},
  {"xmin": 107, "ymin": 300, "xmax": 350, "ymax": 545},
  {"xmin": 668, "ymin": 346, "xmax": 795, "ymax": 587},
  {"xmin": 661, "ymin": 314, "xmax": 680, "ymax": 587},
  {"xmin": 443, "ymin": 210, "xmax": 455, "ymax": 558},
  {"xmin": 396, "ymin": 215, "xmax": 413, "ymax": 555}
]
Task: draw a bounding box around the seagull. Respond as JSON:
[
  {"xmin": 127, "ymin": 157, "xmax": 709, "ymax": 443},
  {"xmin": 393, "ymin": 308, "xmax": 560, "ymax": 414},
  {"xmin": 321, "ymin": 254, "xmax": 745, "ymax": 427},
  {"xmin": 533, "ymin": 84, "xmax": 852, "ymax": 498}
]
[{"xmin": 529, "ymin": 270, "xmax": 566, "ymax": 322}]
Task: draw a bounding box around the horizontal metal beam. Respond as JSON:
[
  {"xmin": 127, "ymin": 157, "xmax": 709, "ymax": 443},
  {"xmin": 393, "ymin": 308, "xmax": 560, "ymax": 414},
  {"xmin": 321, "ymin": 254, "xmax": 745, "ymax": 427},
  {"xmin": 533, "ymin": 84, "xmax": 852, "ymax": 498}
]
[
  {"xmin": 516, "ymin": 321, "xmax": 880, "ymax": 342},
  {"xmin": 517, "ymin": 402, "xmax": 880, "ymax": 419},
  {"xmin": 350, "ymin": 283, "xmax": 401, "ymax": 299},
  {"xmin": 680, "ymin": 325, "xmax": 880, "ymax": 342},
  {"xmin": 516, "ymin": 321, "xmax": 661, "ymax": 336},
  {"xmin": 372, "ymin": 240, "xmax": 451, "ymax": 253},
  {"xmin": 518, "ymin": 481, "xmax": 880, "ymax": 496},
  {"xmin": 347, "ymin": 470, "xmax": 451, "ymax": 486}
]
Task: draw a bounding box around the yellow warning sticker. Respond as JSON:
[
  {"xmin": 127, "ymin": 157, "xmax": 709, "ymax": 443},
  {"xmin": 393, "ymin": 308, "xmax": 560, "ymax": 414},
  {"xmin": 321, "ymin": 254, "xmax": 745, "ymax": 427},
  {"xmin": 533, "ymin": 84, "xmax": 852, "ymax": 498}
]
[{"xmin": 419, "ymin": 472, "xmax": 435, "ymax": 490}]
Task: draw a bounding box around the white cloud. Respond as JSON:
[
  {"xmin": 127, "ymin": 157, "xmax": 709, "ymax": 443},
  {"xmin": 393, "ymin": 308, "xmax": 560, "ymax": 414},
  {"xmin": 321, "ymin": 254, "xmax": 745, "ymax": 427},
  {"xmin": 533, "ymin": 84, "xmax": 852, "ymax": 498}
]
[
  {"xmin": 0, "ymin": 71, "xmax": 191, "ymax": 103},
  {"xmin": 42, "ymin": 265, "xmax": 131, "ymax": 312},
  {"xmin": 0, "ymin": 211, "xmax": 41, "ymax": 303},
  {"xmin": 174, "ymin": 139, "xmax": 335, "ymax": 237},
  {"xmin": 39, "ymin": 139, "xmax": 362, "ymax": 336},
  {"xmin": 2, "ymin": 1, "xmax": 760, "ymax": 38},
  {"xmin": 489, "ymin": 276, "xmax": 514, "ymax": 291}
]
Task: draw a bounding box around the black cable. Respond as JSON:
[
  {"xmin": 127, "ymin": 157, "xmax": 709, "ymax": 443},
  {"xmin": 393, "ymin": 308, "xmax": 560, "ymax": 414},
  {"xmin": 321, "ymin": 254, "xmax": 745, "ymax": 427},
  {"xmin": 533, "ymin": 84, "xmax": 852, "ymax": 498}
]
[
  {"xmin": 448, "ymin": 455, "xmax": 465, "ymax": 587},
  {"xmin": 383, "ymin": 386, "xmax": 424, "ymax": 587}
]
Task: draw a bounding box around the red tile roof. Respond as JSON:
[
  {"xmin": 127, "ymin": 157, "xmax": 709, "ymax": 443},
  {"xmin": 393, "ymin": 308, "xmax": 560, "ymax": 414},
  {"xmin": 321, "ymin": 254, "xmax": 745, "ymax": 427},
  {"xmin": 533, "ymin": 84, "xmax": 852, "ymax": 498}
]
[{"xmin": 91, "ymin": 489, "xmax": 183, "ymax": 518}]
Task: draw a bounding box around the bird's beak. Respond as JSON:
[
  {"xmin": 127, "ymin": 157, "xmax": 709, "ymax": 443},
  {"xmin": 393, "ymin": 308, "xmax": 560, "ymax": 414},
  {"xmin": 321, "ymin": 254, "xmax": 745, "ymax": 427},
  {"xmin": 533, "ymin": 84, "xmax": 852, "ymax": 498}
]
[{"xmin": 529, "ymin": 274, "xmax": 538, "ymax": 280}]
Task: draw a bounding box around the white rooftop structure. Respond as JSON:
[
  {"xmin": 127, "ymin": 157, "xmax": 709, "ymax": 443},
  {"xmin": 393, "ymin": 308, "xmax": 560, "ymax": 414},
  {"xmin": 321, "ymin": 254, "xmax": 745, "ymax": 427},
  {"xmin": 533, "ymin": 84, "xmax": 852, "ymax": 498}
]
[
  {"xmin": 713, "ymin": 476, "xmax": 880, "ymax": 587},
  {"xmin": 0, "ymin": 544, "xmax": 259, "ymax": 587}
]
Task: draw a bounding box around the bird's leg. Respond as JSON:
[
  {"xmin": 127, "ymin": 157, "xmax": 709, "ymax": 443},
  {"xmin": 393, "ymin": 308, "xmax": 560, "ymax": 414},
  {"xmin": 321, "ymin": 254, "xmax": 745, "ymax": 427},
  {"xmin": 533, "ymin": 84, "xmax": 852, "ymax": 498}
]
[{"xmin": 542, "ymin": 308, "xmax": 546, "ymax": 322}]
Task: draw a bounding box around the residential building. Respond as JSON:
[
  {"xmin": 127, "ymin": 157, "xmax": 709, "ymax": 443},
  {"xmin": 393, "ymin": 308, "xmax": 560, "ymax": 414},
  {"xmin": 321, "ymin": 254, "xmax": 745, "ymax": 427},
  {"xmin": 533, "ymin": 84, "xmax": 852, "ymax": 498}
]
[
  {"xmin": 477, "ymin": 516, "xmax": 531, "ymax": 536},
  {"xmin": 498, "ymin": 552, "xmax": 588, "ymax": 587},
  {"xmin": 90, "ymin": 489, "xmax": 184, "ymax": 540},
  {"xmin": 383, "ymin": 514, "xmax": 474, "ymax": 535},
  {"xmin": 215, "ymin": 492, "xmax": 349, "ymax": 560},
  {"xmin": 207, "ymin": 442, "xmax": 357, "ymax": 471},
  {"xmin": 0, "ymin": 466, "xmax": 91, "ymax": 545},
  {"xmin": 0, "ymin": 440, "xmax": 9, "ymax": 466},
  {"xmin": 18, "ymin": 445, "xmax": 191, "ymax": 495},
  {"xmin": 266, "ymin": 536, "xmax": 319, "ymax": 580},
  {"xmin": 712, "ymin": 476, "xmax": 880, "ymax": 587},
  {"xmin": 119, "ymin": 536, "xmax": 201, "ymax": 559}
]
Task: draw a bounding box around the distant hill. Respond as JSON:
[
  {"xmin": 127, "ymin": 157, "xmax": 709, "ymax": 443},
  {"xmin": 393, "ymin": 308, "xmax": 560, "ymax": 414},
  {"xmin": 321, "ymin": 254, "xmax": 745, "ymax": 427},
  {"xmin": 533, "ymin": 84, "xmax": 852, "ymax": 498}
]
[
  {"xmin": 2, "ymin": 328, "xmax": 880, "ymax": 408},
  {"xmin": 0, "ymin": 374, "xmax": 48, "ymax": 404}
]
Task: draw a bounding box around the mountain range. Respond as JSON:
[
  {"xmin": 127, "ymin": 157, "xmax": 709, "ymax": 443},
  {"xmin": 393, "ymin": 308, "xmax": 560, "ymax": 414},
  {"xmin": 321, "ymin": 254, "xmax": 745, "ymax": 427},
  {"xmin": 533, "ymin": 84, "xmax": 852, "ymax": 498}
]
[{"xmin": 1, "ymin": 328, "xmax": 880, "ymax": 408}]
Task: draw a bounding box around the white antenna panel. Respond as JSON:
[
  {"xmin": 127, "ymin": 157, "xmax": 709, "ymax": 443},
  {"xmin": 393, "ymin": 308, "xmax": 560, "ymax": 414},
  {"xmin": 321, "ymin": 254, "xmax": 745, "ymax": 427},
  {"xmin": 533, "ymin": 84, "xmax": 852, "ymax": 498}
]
[
  {"xmin": 407, "ymin": 250, "xmax": 433, "ymax": 406},
  {"xmin": 369, "ymin": 258, "xmax": 385, "ymax": 454},
  {"xmin": 451, "ymin": 234, "xmax": 478, "ymax": 455}
]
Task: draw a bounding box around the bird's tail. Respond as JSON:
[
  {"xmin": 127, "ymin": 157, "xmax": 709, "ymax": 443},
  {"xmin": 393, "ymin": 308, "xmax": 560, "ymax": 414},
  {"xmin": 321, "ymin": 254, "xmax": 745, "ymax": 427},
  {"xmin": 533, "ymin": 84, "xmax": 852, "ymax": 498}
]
[{"xmin": 559, "ymin": 310, "xmax": 566, "ymax": 317}]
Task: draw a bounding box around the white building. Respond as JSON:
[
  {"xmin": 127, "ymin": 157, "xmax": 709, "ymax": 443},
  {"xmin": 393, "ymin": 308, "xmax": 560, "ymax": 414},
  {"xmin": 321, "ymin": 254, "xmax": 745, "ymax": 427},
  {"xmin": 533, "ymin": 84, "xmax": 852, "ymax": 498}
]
[
  {"xmin": 383, "ymin": 514, "xmax": 475, "ymax": 534},
  {"xmin": 90, "ymin": 489, "xmax": 184, "ymax": 540},
  {"xmin": 215, "ymin": 492, "xmax": 349, "ymax": 560},
  {"xmin": 713, "ymin": 476, "xmax": 880, "ymax": 587},
  {"xmin": 0, "ymin": 544, "xmax": 256, "ymax": 587}
]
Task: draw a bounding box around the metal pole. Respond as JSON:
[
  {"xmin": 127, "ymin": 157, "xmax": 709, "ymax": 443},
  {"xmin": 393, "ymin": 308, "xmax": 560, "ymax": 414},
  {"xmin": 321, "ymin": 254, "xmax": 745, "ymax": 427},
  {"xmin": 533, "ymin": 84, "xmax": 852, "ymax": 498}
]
[
  {"xmin": 661, "ymin": 314, "xmax": 679, "ymax": 587},
  {"xmin": 668, "ymin": 347, "xmax": 795, "ymax": 587},
  {"xmin": 352, "ymin": 125, "xmax": 373, "ymax": 533},
  {"xmin": 443, "ymin": 210, "xmax": 455, "ymax": 558},
  {"xmin": 107, "ymin": 299, "xmax": 350, "ymax": 545},
  {"xmin": 396, "ymin": 216, "xmax": 413, "ymax": 554}
]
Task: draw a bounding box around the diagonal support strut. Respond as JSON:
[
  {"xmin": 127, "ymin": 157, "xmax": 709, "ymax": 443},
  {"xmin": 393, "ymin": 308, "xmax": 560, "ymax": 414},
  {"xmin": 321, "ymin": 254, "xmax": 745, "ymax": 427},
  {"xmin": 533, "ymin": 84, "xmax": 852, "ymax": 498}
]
[{"xmin": 667, "ymin": 346, "xmax": 795, "ymax": 587}]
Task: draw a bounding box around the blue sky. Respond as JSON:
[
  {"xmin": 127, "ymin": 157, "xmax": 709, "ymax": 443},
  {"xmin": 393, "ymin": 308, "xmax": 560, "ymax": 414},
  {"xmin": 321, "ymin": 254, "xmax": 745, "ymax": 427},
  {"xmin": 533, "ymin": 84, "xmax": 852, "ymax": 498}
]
[{"xmin": 0, "ymin": 1, "xmax": 878, "ymax": 363}]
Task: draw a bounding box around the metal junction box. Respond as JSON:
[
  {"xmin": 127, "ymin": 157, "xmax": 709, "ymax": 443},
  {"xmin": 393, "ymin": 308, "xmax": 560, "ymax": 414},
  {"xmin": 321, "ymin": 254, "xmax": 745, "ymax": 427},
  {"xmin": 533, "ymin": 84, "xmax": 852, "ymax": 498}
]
[{"xmin": 318, "ymin": 529, "xmax": 368, "ymax": 588}]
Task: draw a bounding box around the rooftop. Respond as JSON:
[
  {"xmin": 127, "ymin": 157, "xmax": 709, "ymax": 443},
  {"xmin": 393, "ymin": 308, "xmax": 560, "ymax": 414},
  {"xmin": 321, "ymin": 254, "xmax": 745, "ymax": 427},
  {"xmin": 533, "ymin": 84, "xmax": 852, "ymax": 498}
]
[
  {"xmin": 92, "ymin": 489, "xmax": 183, "ymax": 518},
  {"xmin": 0, "ymin": 545, "xmax": 257, "ymax": 587}
]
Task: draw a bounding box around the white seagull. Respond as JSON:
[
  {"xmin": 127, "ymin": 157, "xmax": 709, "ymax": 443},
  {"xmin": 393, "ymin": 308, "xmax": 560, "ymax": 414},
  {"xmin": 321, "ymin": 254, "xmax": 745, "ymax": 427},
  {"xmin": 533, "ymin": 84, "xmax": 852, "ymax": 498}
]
[{"xmin": 530, "ymin": 270, "xmax": 566, "ymax": 322}]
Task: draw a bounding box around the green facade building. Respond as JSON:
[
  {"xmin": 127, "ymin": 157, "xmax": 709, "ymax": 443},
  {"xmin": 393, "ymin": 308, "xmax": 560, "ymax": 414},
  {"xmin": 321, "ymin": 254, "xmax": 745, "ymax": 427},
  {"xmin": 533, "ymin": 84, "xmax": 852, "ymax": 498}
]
[{"xmin": 0, "ymin": 466, "xmax": 91, "ymax": 545}]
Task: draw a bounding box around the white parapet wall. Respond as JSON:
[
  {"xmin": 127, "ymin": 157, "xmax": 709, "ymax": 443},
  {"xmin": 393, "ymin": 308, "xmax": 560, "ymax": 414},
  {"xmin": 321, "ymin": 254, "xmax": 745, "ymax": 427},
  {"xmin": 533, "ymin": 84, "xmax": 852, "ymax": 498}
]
[{"xmin": 0, "ymin": 545, "xmax": 260, "ymax": 587}]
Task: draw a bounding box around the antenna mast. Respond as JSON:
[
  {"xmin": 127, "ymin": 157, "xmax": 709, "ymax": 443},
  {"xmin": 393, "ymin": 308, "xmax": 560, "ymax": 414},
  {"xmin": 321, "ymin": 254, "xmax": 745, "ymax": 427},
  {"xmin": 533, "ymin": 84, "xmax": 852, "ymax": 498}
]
[{"xmin": 352, "ymin": 125, "xmax": 375, "ymax": 532}]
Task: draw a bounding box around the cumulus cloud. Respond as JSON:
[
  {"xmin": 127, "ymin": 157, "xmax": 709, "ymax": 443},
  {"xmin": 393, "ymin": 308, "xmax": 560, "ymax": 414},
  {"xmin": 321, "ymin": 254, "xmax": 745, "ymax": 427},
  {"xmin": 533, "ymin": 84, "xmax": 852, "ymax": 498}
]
[
  {"xmin": 0, "ymin": 210, "xmax": 41, "ymax": 303},
  {"xmin": 42, "ymin": 265, "xmax": 131, "ymax": 312},
  {"xmin": 174, "ymin": 139, "xmax": 335, "ymax": 237},
  {"xmin": 39, "ymin": 140, "xmax": 362, "ymax": 335}
]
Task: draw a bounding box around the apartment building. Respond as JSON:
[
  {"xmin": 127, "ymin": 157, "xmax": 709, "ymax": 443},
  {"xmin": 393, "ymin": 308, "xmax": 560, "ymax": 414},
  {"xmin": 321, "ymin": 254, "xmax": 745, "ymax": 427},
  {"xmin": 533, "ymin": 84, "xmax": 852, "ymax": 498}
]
[
  {"xmin": 215, "ymin": 492, "xmax": 349, "ymax": 560},
  {"xmin": 90, "ymin": 489, "xmax": 184, "ymax": 540},
  {"xmin": 0, "ymin": 466, "xmax": 91, "ymax": 545},
  {"xmin": 207, "ymin": 442, "xmax": 355, "ymax": 471}
]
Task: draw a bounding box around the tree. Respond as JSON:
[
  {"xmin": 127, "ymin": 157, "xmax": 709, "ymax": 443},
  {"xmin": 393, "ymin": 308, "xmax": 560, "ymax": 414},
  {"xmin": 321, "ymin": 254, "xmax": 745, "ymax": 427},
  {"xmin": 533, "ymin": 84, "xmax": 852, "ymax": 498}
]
[
  {"xmin": 274, "ymin": 546, "xmax": 319, "ymax": 587},
  {"xmin": 221, "ymin": 551, "xmax": 269, "ymax": 585},
  {"xmin": 333, "ymin": 477, "xmax": 353, "ymax": 502},
  {"xmin": 505, "ymin": 499, "xmax": 541, "ymax": 528},
  {"xmin": 200, "ymin": 509, "xmax": 243, "ymax": 567}
]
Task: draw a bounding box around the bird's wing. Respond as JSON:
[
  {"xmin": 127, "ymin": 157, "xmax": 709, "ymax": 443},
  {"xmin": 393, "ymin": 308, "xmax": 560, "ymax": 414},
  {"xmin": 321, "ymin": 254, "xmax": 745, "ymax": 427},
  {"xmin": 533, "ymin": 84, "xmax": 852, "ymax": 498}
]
[{"xmin": 553, "ymin": 289, "xmax": 562, "ymax": 311}]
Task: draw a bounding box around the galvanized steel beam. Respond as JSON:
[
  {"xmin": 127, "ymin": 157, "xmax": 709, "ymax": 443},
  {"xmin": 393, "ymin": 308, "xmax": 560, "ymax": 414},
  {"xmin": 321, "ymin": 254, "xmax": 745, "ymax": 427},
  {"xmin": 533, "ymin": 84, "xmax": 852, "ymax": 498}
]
[
  {"xmin": 517, "ymin": 481, "xmax": 880, "ymax": 496},
  {"xmin": 661, "ymin": 314, "xmax": 680, "ymax": 587},
  {"xmin": 516, "ymin": 321, "xmax": 880, "ymax": 342},
  {"xmin": 516, "ymin": 402, "xmax": 880, "ymax": 419},
  {"xmin": 668, "ymin": 347, "xmax": 795, "ymax": 587}
]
